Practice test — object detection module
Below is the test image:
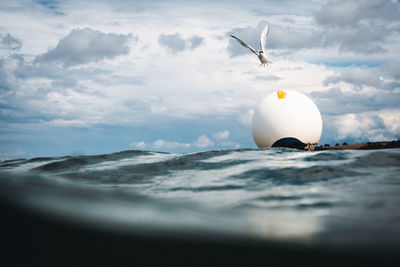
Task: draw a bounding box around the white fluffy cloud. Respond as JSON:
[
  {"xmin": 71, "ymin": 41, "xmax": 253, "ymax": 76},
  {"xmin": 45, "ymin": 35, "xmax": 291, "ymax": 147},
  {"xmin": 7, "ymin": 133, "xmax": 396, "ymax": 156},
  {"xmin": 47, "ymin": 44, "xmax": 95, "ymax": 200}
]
[
  {"xmin": 194, "ymin": 135, "xmax": 214, "ymax": 148},
  {"xmin": 326, "ymin": 109, "xmax": 400, "ymax": 142},
  {"xmin": 152, "ymin": 139, "xmax": 191, "ymax": 149},
  {"xmin": 213, "ymin": 130, "xmax": 230, "ymax": 140},
  {"xmin": 130, "ymin": 135, "xmax": 217, "ymax": 151},
  {"xmin": 130, "ymin": 139, "xmax": 191, "ymax": 150},
  {"xmin": 129, "ymin": 141, "xmax": 146, "ymax": 149},
  {"xmin": 238, "ymin": 110, "xmax": 254, "ymax": 127}
]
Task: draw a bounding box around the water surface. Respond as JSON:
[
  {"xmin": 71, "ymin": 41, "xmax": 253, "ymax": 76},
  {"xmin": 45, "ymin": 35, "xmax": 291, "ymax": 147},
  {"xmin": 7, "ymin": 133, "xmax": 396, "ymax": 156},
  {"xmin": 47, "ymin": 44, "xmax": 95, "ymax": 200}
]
[{"xmin": 1, "ymin": 148, "xmax": 400, "ymax": 256}]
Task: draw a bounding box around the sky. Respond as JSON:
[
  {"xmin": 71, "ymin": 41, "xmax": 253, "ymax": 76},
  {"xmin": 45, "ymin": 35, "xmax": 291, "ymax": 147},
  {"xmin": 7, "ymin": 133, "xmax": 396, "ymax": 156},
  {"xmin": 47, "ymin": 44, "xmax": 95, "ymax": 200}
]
[{"xmin": 0, "ymin": 0, "xmax": 399, "ymax": 158}]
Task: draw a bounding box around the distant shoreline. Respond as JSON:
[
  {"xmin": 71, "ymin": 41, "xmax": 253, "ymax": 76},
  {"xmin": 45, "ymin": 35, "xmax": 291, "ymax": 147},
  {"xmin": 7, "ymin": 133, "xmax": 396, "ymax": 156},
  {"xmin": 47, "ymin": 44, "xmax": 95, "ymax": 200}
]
[{"xmin": 315, "ymin": 140, "xmax": 400, "ymax": 151}]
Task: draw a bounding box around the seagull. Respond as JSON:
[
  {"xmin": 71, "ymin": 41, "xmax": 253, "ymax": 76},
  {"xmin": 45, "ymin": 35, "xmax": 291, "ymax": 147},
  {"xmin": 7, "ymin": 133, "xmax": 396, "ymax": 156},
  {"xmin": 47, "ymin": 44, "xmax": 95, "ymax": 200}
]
[{"xmin": 230, "ymin": 24, "xmax": 271, "ymax": 66}]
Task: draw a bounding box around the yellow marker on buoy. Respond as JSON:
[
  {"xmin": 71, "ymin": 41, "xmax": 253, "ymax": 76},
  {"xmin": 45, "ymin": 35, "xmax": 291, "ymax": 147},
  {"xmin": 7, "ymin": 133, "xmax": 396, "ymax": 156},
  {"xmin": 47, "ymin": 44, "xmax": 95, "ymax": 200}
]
[{"xmin": 277, "ymin": 90, "xmax": 286, "ymax": 99}]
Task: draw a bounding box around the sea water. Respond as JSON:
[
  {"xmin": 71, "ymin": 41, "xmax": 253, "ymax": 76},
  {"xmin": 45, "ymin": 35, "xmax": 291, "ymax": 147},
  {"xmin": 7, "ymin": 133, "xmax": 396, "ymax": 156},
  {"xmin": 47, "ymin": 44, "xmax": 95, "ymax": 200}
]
[{"xmin": 1, "ymin": 148, "xmax": 400, "ymax": 256}]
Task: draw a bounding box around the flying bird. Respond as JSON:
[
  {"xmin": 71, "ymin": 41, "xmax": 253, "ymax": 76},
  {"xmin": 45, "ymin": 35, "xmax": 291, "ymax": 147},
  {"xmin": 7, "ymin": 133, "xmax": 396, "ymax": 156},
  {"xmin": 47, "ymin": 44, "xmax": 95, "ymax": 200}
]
[{"xmin": 230, "ymin": 24, "xmax": 271, "ymax": 66}]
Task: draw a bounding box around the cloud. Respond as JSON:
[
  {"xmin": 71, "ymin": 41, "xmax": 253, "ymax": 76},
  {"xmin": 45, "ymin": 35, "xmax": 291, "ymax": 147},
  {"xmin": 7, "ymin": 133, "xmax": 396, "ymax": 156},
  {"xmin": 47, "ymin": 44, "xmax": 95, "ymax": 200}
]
[
  {"xmin": 213, "ymin": 130, "xmax": 230, "ymax": 140},
  {"xmin": 380, "ymin": 61, "xmax": 400, "ymax": 80},
  {"xmin": 194, "ymin": 135, "xmax": 214, "ymax": 148},
  {"xmin": 228, "ymin": 21, "xmax": 386, "ymax": 56},
  {"xmin": 212, "ymin": 130, "xmax": 241, "ymax": 148},
  {"xmin": 314, "ymin": 0, "xmax": 400, "ymax": 54},
  {"xmin": 238, "ymin": 110, "xmax": 254, "ymax": 126},
  {"xmin": 325, "ymin": 110, "xmax": 400, "ymax": 142},
  {"xmin": 311, "ymin": 87, "xmax": 400, "ymax": 116},
  {"xmin": 323, "ymin": 63, "xmax": 400, "ymax": 91},
  {"xmin": 35, "ymin": 28, "xmax": 132, "ymax": 66},
  {"xmin": 0, "ymin": 55, "xmax": 24, "ymax": 92},
  {"xmin": 130, "ymin": 139, "xmax": 191, "ymax": 150},
  {"xmin": 228, "ymin": 0, "xmax": 400, "ymax": 56},
  {"xmin": 130, "ymin": 132, "xmax": 240, "ymax": 151},
  {"xmin": 158, "ymin": 33, "xmax": 204, "ymax": 53},
  {"xmin": 153, "ymin": 139, "xmax": 191, "ymax": 149},
  {"xmin": 50, "ymin": 78, "xmax": 78, "ymax": 89},
  {"xmin": 228, "ymin": 21, "xmax": 323, "ymax": 57},
  {"xmin": 315, "ymin": 1, "xmax": 362, "ymax": 27},
  {"xmin": 324, "ymin": 67, "xmax": 383, "ymax": 88},
  {"xmin": 0, "ymin": 33, "xmax": 22, "ymax": 51},
  {"xmin": 227, "ymin": 22, "xmax": 266, "ymax": 57},
  {"xmin": 0, "ymin": 58, "xmax": 12, "ymax": 91},
  {"xmin": 129, "ymin": 141, "xmax": 146, "ymax": 149},
  {"xmin": 315, "ymin": 0, "xmax": 400, "ymax": 27},
  {"xmin": 254, "ymin": 74, "xmax": 281, "ymax": 81},
  {"xmin": 188, "ymin": 36, "xmax": 204, "ymax": 49},
  {"xmin": 267, "ymin": 25, "xmax": 322, "ymax": 50},
  {"xmin": 35, "ymin": 0, "xmax": 63, "ymax": 14},
  {"xmin": 158, "ymin": 33, "xmax": 185, "ymax": 53},
  {"xmin": 320, "ymin": 24, "xmax": 388, "ymax": 54}
]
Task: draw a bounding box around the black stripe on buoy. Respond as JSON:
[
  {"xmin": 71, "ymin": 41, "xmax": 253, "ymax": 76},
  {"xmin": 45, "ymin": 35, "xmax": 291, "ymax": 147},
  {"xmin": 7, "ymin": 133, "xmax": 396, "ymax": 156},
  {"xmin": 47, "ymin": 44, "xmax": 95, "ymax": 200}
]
[{"xmin": 272, "ymin": 137, "xmax": 306, "ymax": 150}]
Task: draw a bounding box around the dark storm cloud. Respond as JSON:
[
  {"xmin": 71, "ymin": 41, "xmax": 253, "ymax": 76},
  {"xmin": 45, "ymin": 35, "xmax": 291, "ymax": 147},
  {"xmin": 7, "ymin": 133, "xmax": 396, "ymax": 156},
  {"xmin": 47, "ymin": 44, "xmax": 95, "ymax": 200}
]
[
  {"xmin": 158, "ymin": 33, "xmax": 204, "ymax": 53},
  {"xmin": 0, "ymin": 33, "xmax": 22, "ymax": 51},
  {"xmin": 35, "ymin": 28, "xmax": 132, "ymax": 66}
]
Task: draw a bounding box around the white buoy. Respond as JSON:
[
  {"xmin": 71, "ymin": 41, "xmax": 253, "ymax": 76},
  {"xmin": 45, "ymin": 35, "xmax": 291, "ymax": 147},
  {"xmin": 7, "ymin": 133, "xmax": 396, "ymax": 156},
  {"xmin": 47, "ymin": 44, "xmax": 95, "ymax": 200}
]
[{"xmin": 251, "ymin": 90, "xmax": 322, "ymax": 150}]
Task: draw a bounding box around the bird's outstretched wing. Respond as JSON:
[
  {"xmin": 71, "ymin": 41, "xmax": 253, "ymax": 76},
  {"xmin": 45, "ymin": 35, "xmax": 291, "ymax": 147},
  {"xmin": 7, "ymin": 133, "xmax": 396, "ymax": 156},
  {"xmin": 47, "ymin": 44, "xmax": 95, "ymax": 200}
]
[
  {"xmin": 260, "ymin": 24, "xmax": 269, "ymax": 53},
  {"xmin": 230, "ymin": 35, "xmax": 259, "ymax": 56}
]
